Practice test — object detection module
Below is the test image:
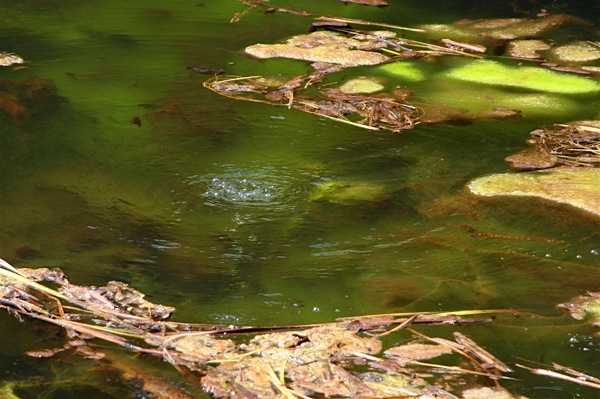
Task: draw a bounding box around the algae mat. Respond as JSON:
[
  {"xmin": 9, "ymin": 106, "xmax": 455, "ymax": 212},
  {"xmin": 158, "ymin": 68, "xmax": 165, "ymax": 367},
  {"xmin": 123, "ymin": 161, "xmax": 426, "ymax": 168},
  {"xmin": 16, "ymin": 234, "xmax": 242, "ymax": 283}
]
[
  {"xmin": 447, "ymin": 59, "xmax": 600, "ymax": 94},
  {"xmin": 468, "ymin": 167, "xmax": 600, "ymax": 216}
]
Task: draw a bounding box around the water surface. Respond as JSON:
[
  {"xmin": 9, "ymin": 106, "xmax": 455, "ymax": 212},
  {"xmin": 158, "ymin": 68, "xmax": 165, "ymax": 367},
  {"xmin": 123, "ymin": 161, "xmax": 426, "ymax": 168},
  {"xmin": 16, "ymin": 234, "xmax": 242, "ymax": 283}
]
[{"xmin": 1, "ymin": 1, "xmax": 599, "ymax": 398}]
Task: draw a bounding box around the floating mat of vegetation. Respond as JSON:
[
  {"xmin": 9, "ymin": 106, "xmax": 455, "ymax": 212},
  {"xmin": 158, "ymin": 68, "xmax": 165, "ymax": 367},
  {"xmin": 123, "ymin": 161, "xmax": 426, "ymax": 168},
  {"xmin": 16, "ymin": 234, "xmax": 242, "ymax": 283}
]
[{"xmin": 447, "ymin": 59, "xmax": 600, "ymax": 94}]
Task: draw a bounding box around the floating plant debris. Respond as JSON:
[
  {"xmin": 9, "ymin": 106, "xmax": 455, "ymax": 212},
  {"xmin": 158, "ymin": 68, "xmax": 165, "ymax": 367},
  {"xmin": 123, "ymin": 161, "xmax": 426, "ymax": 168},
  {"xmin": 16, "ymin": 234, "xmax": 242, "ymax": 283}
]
[
  {"xmin": 506, "ymin": 39, "xmax": 551, "ymax": 59},
  {"xmin": 232, "ymin": 0, "xmax": 312, "ymax": 23},
  {"xmin": 4, "ymin": 259, "xmax": 596, "ymax": 398},
  {"xmin": 557, "ymin": 291, "xmax": 600, "ymax": 327},
  {"xmin": 421, "ymin": 14, "xmax": 592, "ymax": 41},
  {"xmin": 244, "ymin": 30, "xmax": 391, "ymax": 67},
  {"xmin": 187, "ymin": 65, "xmax": 225, "ymax": 74},
  {"xmin": 204, "ymin": 74, "xmax": 421, "ymax": 132},
  {"xmin": 213, "ymin": 5, "xmax": 600, "ymax": 133},
  {"xmin": 0, "ymin": 51, "xmax": 24, "ymax": 67},
  {"xmin": 528, "ymin": 122, "xmax": 600, "ymax": 168},
  {"xmin": 504, "ymin": 148, "xmax": 558, "ymax": 171}
]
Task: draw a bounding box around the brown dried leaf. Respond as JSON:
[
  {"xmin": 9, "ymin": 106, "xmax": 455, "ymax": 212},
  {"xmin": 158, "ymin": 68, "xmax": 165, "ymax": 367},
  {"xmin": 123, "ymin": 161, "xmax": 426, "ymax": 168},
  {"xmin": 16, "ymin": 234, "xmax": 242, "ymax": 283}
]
[
  {"xmin": 504, "ymin": 148, "xmax": 558, "ymax": 171},
  {"xmin": 419, "ymin": 104, "xmax": 474, "ymax": 125},
  {"xmin": 202, "ymin": 356, "xmax": 280, "ymax": 399},
  {"xmin": 441, "ymin": 39, "xmax": 486, "ymax": 53},
  {"xmin": 384, "ymin": 343, "xmax": 453, "ymax": 366},
  {"xmin": 96, "ymin": 281, "xmax": 175, "ymax": 320},
  {"xmin": 73, "ymin": 345, "xmax": 106, "ymax": 360},
  {"xmin": 170, "ymin": 334, "xmax": 237, "ymax": 363},
  {"xmin": 338, "ymin": 314, "xmax": 398, "ymax": 331},
  {"xmin": 25, "ymin": 348, "xmax": 64, "ymax": 358},
  {"xmin": 211, "ymin": 81, "xmax": 268, "ymax": 93}
]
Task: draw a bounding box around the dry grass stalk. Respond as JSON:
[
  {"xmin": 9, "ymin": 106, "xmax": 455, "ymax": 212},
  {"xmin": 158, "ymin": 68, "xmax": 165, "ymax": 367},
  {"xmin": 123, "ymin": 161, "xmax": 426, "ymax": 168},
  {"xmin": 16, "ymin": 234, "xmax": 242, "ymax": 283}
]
[{"xmin": 516, "ymin": 363, "xmax": 600, "ymax": 390}]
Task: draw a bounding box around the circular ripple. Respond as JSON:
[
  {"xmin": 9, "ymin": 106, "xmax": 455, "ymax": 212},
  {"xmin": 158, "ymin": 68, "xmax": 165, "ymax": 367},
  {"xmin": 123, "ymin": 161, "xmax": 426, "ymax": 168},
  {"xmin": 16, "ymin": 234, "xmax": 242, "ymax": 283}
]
[{"xmin": 185, "ymin": 164, "xmax": 314, "ymax": 211}]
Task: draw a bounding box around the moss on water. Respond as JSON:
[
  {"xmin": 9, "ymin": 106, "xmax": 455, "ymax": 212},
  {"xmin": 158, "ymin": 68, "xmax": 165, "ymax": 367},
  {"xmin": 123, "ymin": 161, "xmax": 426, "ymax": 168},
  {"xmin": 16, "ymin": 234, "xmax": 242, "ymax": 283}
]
[
  {"xmin": 417, "ymin": 81, "xmax": 583, "ymax": 116},
  {"xmin": 377, "ymin": 60, "xmax": 427, "ymax": 81},
  {"xmin": 309, "ymin": 180, "xmax": 386, "ymax": 204},
  {"xmin": 468, "ymin": 167, "xmax": 600, "ymax": 216},
  {"xmin": 338, "ymin": 76, "xmax": 385, "ymax": 94}
]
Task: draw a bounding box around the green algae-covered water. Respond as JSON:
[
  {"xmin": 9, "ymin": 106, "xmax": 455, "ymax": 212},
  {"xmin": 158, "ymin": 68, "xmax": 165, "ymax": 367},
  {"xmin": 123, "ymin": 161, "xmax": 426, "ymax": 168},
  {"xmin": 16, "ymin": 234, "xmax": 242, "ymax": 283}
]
[{"xmin": 1, "ymin": 1, "xmax": 599, "ymax": 398}]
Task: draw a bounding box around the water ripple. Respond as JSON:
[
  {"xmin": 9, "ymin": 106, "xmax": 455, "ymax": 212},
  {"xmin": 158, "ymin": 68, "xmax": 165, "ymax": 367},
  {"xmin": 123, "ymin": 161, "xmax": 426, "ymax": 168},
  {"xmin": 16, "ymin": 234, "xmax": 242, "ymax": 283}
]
[{"xmin": 184, "ymin": 164, "xmax": 315, "ymax": 211}]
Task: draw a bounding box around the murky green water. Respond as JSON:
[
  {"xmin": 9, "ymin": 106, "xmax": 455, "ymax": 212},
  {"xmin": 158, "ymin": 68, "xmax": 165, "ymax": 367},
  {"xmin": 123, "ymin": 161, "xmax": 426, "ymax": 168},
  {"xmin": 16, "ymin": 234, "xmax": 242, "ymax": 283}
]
[{"xmin": 1, "ymin": 1, "xmax": 599, "ymax": 398}]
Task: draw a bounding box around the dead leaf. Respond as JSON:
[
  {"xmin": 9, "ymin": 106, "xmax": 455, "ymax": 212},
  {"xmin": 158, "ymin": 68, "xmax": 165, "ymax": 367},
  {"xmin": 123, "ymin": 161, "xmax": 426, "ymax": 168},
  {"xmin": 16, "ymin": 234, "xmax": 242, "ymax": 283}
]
[{"xmin": 384, "ymin": 343, "xmax": 453, "ymax": 366}]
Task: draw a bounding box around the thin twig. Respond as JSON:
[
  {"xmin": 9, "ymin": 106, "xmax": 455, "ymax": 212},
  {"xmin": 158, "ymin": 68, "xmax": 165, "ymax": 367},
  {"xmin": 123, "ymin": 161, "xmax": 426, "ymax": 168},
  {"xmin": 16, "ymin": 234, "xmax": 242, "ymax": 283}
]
[{"xmin": 516, "ymin": 364, "xmax": 600, "ymax": 390}]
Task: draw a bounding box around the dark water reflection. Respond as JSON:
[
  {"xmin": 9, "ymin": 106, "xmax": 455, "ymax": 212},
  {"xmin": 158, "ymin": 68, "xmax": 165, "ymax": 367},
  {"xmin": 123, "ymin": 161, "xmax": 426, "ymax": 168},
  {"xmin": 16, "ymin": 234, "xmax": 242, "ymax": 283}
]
[{"xmin": 1, "ymin": 0, "xmax": 599, "ymax": 398}]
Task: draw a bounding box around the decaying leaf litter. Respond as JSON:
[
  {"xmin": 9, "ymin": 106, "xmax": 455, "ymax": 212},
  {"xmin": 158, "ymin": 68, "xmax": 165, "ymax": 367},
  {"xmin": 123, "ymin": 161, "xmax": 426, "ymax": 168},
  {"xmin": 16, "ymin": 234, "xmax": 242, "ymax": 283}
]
[
  {"xmin": 526, "ymin": 123, "xmax": 600, "ymax": 168},
  {"xmin": 1, "ymin": 259, "xmax": 599, "ymax": 399},
  {"xmin": 202, "ymin": 0, "xmax": 599, "ymax": 134}
]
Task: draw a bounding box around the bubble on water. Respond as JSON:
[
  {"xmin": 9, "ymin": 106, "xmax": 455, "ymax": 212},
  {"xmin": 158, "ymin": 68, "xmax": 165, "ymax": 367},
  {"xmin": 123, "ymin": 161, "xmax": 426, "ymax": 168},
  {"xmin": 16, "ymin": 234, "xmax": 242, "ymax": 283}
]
[{"xmin": 567, "ymin": 333, "xmax": 598, "ymax": 353}]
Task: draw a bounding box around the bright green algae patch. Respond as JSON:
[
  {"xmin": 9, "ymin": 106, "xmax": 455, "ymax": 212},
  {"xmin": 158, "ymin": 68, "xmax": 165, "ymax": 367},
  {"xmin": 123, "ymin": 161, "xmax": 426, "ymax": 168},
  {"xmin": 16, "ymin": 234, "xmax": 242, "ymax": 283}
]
[
  {"xmin": 468, "ymin": 167, "xmax": 600, "ymax": 216},
  {"xmin": 419, "ymin": 82, "xmax": 581, "ymax": 116},
  {"xmin": 378, "ymin": 61, "xmax": 426, "ymax": 81},
  {"xmin": 309, "ymin": 180, "xmax": 385, "ymax": 204},
  {"xmin": 447, "ymin": 59, "xmax": 600, "ymax": 94}
]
